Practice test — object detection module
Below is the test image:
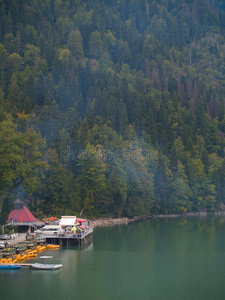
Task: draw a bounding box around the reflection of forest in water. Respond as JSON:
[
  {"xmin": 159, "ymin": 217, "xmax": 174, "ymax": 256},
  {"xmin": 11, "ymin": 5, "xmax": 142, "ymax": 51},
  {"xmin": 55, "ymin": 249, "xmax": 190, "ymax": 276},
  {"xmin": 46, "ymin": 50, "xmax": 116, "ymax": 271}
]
[
  {"xmin": 2, "ymin": 216, "xmax": 225, "ymax": 300},
  {"xmin": 94, "ymin": 216, "xmax": 225, "ymax": 254}
]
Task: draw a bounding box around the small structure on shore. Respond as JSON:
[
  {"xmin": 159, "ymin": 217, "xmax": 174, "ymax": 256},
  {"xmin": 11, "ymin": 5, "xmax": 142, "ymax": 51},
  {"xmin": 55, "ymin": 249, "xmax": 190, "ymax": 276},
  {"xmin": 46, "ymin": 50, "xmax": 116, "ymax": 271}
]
[{"xmin": 7, "ymin": 199, "xmax": 44, "ymax": 233}]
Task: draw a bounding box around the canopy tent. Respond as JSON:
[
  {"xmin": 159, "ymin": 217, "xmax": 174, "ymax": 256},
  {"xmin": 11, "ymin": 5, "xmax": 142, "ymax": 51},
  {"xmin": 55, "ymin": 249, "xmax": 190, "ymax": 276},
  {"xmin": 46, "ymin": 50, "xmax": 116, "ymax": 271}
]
[
  {"xmin": 70, "ymin": 225, "xmax": 86, "ymax": 232},
  {"xmin": 46, "ymin": 217, "xmax": 58, "ymax": 222},
  {"xmin": 76, "ymin": 226, "xmax": 84, "ymax": 232},
  {"xmin": 59, "ymin": 216, "xmax": 77, "ymax": 227},
  {"xmin": 71, "ymin": 226, "xmax": 77, "ymax": 232},
  {"xmin": 43, "ymin": 216, "xmax": 59, "ymax": 225},
  {"xmin": 43, "ymin": 217, "xmax": 58, "ymax": 222},
  {"xmin": 77, "ymin": 218, "xmax": 88, "ymax": 225},
  {"xmin": 79, "ymin": 225, "xmax": 86, "ymax": 230}
]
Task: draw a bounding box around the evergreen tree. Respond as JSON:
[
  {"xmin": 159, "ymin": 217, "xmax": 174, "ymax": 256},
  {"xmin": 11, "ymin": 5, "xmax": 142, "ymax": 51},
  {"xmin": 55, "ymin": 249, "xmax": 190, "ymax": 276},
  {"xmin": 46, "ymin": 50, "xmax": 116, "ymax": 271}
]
[{"xmin": 76, "ymin": 143, "xmax": 107, "ymax": 216}]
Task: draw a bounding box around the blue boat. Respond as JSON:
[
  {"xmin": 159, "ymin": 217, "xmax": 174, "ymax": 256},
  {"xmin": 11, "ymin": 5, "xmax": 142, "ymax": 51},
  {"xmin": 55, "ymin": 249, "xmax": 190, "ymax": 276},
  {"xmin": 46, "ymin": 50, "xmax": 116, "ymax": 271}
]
[{"xmin": 0, "ymin": 264, "xmax": 21, "ymax": 269}]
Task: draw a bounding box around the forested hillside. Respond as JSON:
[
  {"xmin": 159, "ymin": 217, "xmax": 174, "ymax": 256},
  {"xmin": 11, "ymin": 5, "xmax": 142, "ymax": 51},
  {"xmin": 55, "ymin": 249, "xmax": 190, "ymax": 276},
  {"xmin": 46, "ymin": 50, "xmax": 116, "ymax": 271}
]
[{"xmin": 1, "ymin": 0, "xmax": 225, "ymax": 220}]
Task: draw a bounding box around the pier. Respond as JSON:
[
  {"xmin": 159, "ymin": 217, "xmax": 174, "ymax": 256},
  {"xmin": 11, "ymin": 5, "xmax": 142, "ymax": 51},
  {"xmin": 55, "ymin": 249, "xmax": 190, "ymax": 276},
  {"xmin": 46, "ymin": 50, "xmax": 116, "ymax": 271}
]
[
  {"xmin": 41, "ymin": 226, "xmax": 93, "ymax": 247},
  {"xmin": 0, "ymin": 226, "xmax": 93, "ymax": 257}
]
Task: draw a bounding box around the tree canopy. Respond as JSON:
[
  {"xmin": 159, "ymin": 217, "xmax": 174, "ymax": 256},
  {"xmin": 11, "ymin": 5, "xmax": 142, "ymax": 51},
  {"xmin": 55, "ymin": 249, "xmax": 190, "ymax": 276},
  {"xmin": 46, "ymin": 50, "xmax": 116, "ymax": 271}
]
[{"xmin": 1, "ymin": 0, "xmax": 225, "ymax": 219}]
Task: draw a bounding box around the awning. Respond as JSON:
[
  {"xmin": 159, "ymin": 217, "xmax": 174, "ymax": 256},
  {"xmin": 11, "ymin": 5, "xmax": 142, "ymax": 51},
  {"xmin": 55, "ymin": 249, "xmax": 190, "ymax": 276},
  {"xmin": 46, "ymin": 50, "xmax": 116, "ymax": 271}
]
[
  {"xmin": 77, "ymin": 218, "xmax": 88, "ymax": 224},
  {"xmin": 12, "ymin": 221, "xmax": 44, "ymax": 226},
  {"xmin": 13, "ymin": 222, "xmax": 33, "ymax": 226},
  {"xmin": 59, "ymin": 216, "xmax": 77, "ymax": 226},
  {"xmin": 46, "ymin": 217, "xmax": 58, "ymax": 222}
]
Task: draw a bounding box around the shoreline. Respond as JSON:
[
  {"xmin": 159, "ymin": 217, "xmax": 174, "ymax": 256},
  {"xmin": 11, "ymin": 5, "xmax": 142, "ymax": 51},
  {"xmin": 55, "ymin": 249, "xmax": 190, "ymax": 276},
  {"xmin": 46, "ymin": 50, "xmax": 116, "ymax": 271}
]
[
  {"xmin": 90, "ymin": 211, "xmax": 225, "ymax": 228},
  {"xmin": 91, "ymin": 217, "xmax": 130, "ymax": 227}
]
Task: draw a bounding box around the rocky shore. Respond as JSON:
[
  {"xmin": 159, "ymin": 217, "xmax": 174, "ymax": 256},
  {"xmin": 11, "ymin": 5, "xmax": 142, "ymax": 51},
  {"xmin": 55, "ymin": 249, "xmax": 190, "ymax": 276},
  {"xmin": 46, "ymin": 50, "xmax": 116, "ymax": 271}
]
[
  {"xmin": 91, "ymin": 217, "xmax": 130, "ymax": 227},
  {"xmin": 90, "ymin": 211, "xmax": 225, "ymax": 228}
]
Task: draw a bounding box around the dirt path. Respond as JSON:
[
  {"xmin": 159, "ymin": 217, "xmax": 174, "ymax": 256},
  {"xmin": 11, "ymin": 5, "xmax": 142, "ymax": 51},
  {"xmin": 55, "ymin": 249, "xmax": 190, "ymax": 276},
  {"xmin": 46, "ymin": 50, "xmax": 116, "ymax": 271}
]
[{"xmin": 6, "ymin": 233, "xmax": 27, "ymax": 246}]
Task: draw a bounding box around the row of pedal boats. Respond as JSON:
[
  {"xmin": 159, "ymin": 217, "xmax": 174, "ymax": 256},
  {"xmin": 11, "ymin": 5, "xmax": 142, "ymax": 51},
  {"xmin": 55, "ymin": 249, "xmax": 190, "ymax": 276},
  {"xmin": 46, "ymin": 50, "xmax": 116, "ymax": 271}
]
[
  {"xmin": 0, "ymin": 244, "xmax": 60, "ymax": 263},
  {"xmin": 0, "ymin": 244, "xmax": 62, "ymax": 270}
]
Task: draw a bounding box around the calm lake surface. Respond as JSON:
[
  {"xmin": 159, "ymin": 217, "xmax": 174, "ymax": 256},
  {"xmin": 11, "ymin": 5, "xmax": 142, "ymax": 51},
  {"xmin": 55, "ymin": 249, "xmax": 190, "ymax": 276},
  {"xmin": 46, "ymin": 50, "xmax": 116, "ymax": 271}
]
[{"xmin": 1, "ymin": 216, "xmax": 225, "ymax": 300}]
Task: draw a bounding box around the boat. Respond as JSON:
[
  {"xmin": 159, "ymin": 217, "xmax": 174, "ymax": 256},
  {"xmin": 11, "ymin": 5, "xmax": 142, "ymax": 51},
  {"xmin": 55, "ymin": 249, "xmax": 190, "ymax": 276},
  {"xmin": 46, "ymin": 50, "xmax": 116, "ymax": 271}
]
[
  {"xmin": 16, "ymin": 254, "xmax": 27, "ymax": 261},
  {"xmin": 36, "ymin": 245, "xmax": 46, "ymax": 252},
  {"xmin": 47, "ymin": 244, "xmax": 60, "ymax": 250},
  {"xmin": 39, "ymin": 256, "xmax": 53, "ymax": 259},
  {"xmin": 30, "ymin": 263, "xmax": 62, "ymax": 270},
  {"xmin": 0, "ymin": 258, "xmax": 17, "ymax": 264},
  {"xmin": 0, "ymin": 264, "xmax": 21, "ymax": 269}
]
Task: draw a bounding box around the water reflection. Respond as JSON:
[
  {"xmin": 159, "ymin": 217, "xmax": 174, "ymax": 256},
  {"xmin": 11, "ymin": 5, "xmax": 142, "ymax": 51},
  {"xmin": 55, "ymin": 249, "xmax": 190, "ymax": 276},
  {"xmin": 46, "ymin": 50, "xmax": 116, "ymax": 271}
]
[
  {"xmin": 94, "ymin": 215, "xmax": 225, "ymax": 254},
  {"xmin": 1, "ymin": 216, "xmax": 225, "ymax": 300}
]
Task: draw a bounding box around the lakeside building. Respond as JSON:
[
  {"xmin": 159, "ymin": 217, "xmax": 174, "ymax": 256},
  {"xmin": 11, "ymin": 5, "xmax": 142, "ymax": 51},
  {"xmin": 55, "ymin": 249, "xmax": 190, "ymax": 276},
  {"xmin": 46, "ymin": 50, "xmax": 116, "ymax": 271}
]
[{"xmin": 7, "ymin": 199, "xmax": 44, "ymax": 233}]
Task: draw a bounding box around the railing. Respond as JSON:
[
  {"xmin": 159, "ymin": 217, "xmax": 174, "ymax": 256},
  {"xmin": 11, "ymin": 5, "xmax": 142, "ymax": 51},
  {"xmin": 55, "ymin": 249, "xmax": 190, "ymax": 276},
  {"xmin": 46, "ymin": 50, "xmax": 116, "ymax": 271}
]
[
  {"xmin": 35, "ymin": 226, "xmax": 94, "ymax": 240},
  {"xmin": 56, "ymin": 226, "xmax": 93, "ymax": 239}
]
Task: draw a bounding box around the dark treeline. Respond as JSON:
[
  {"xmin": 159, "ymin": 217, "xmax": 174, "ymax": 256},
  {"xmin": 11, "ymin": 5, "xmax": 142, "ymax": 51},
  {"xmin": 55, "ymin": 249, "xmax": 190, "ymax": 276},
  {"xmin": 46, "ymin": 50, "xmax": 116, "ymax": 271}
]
[{"xmin": 1, "ymin": 0, "xmax": 225, "ymax": 220}]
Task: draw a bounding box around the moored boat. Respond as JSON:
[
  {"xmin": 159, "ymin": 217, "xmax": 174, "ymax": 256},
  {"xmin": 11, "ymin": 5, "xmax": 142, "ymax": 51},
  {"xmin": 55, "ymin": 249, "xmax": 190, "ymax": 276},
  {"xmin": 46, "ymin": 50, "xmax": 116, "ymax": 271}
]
[
  {"xmin": 30, "ymin": 263, "xmax": 62, "ymax": 270},
  {"xmin": 47, "ymin": 244, "xmax": 60, "ymax": 250},
  {"xmin": 0, "ymin": 264, "xmax": 21, "ymax": 269},
  {"xmin": 36, "ymin": 245, "xmax": 46, "ymax": 252}
]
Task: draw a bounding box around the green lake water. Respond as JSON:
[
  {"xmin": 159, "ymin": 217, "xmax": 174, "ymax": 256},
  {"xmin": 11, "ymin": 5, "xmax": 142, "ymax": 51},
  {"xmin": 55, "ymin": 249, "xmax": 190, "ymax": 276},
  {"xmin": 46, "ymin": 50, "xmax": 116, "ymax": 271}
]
[{"xmin": 1, "ymin": 216, "xmax": 225, "ymax": 300}]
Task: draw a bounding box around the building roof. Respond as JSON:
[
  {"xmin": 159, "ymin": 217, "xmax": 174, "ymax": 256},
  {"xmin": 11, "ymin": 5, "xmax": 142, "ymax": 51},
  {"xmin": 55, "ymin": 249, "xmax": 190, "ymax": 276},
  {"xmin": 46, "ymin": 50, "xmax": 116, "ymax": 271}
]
[
  {"xmin": 59, "ymin": 216, "xmax": 77, "ymax": 226},
  {"xmin": 7, "ymin": 199, "xmax": 44, "ymax": 226}
]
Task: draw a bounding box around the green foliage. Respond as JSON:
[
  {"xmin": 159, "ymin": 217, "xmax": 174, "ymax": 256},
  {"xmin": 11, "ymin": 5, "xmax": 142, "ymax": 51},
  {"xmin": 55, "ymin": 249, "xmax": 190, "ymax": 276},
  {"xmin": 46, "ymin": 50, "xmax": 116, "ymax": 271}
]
[
  {"xmin": 68, "ymin": 30, "xmax": 84, "ymax": 59},
  {"xmin": 0, "ymin": 197, "xmax": 14, "ymax": 225},
  {"xmin": 40, "ymin": 148, "xmax": 77, "ymax": 215},
  {"xmin": 0, "ymin": 114, "xmax": 47, "ymax": 196},
  {"xmin": 76, "ymin": 143, "xmax": 107, "ymax": 216},
  {"xmin": 1, "ymin": 0, "xmax": 225, "ymax": 218}
]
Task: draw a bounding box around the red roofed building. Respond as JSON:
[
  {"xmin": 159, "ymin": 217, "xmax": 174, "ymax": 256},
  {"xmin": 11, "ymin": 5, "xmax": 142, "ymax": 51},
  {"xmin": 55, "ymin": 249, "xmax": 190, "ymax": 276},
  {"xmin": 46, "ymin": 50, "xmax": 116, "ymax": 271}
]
[{"xmin": 7, "ymin": 199, "xmax": 44, "ymax": 229}]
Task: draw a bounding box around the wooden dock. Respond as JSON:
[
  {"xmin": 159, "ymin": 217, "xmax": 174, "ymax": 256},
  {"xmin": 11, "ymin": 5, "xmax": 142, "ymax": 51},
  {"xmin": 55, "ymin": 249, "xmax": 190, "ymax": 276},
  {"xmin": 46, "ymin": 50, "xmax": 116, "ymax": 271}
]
[{"xmin": 43, "ymin": 226, "xmax": 93, "ymax": 247}]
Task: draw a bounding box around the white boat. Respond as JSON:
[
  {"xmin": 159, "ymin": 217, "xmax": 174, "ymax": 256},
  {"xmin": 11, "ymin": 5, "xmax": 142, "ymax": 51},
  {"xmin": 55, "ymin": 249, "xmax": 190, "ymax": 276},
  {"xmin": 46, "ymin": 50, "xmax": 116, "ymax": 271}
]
[
  {"xmin": 39, "ymin": 256, "xmax": 53, "ymax": 259},
  {"xmin": 31, "ymin": 263, "xmax": 62, "ymax": 270}
]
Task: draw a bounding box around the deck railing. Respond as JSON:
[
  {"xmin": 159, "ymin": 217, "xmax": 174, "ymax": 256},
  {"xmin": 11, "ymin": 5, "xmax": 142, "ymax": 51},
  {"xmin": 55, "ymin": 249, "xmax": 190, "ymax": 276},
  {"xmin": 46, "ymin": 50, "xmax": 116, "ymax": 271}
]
[{"xmin": 43, "ymin": 226, "xmax": 93, "ymax": 239}]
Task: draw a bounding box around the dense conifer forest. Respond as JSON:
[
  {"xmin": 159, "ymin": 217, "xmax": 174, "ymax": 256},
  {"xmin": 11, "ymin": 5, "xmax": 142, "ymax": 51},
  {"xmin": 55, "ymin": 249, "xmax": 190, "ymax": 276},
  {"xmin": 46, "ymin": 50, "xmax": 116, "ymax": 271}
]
[{"xmin": 1, "ymin": 0, "xmax": 225, "ymax": 221}]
